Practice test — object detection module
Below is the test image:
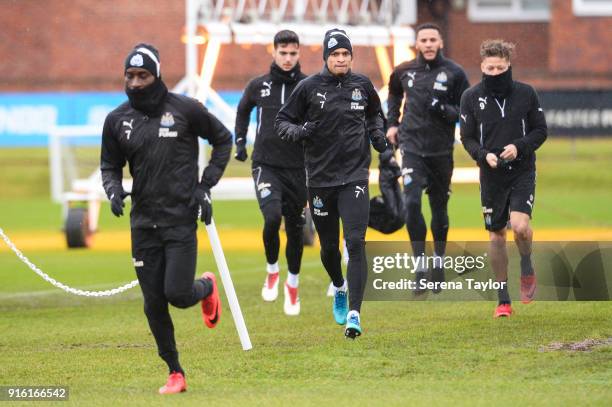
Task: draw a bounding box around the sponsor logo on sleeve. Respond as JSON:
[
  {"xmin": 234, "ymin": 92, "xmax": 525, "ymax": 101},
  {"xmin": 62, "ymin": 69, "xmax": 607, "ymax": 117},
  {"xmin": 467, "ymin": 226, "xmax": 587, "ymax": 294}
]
[
  {"xmin": 122, "ymin": 119, "xmax": 134, "ymax": 140},
  {"xmin": 407, "ymin": 72, "xmax": 416, "ymax": 88},
  {"xmin": 261, "ymin": 81, "xmax": 272, "ymax": 98},
  {"xmin": 479, "ymin": 97, "xmax": 488, "ymax": 110}
]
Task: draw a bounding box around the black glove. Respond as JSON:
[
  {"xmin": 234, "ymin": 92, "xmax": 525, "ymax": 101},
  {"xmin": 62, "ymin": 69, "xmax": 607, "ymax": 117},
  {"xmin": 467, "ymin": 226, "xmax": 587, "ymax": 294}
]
[
  {"xmin": 491, "ymin": 147, "xmax": 512, "ymax": 169},
  {"xmin": 428, "ymin": 97, "xmax": 446, "ymax": 116},
  {"xmin": 371, "ymin": 135, "xmax": 388, "ymax": 153},
  {"xmin": 281, "ymin": 121, "xmax": 319, "ymax": 142},
  {"xmin": 234, "ymin": 144, "xmax": 248, "ymax": 162},
  {"xmin": 379, "ymin": 146, "xmax": 395, "ymax": 164},
  {"xmin": 109, "ymin": 188, "xmax": 129, "ymax": 217},
  {"xmin": 195, "ymin": 184, "xmax": 212, "ymax": 225}
]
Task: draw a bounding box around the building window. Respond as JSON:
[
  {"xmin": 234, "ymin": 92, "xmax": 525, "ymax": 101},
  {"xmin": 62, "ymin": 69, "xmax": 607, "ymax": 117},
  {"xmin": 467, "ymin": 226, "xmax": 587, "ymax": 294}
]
[
  {"xmin": 468, "ymin": 0, "xmax": 550, "ymax": 22},
  {"xmin": 573, "ymin": 0, "xmax": 612, "ymax": 16}
]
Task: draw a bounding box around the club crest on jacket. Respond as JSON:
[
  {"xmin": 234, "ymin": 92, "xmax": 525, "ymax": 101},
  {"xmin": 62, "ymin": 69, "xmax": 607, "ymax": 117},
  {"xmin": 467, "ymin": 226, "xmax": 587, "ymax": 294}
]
[{"xmin": 160, "ymin": 112, "xmax": 175, "ymax": 127}]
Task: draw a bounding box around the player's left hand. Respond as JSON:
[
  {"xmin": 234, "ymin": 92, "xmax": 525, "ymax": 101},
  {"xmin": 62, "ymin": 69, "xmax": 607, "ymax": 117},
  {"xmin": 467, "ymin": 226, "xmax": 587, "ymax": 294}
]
[
  {"xmin": 109, "ymin": 188, "xmax": 129, "ymax": 217},
  {"xmin": 195, "ymin": 185, "xmax": 212, "ymax": 225},
  {"xmin": 234, "ymin": 144, "xmax": 248, "ymax": 162},
  {"xmin": 500, "ymin": 144, "xmax": 517, "ymax": 161},
  {"xmin": 371, "ymin": 135, "xmax": 388, "ymax": 153},
  {"xmin": 428, "ymin": 97, "xmax": 446, "ymax": 116}
]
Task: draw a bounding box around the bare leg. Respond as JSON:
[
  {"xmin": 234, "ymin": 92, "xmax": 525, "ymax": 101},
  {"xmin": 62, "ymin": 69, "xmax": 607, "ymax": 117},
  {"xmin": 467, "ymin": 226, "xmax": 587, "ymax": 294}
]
[
  {"xmin": 489, "ymin": 229, "xmax": 508, "ymax": 282},
  {"xmin": 510, "ymin": 211, "xmax": 533, "ymax": 257}
]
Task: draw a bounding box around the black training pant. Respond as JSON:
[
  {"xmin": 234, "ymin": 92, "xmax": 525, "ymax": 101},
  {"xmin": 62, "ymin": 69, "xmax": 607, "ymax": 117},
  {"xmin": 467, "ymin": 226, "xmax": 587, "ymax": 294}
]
[
  {"xmin": 131, "ymin": 223, "xmax": 211, "ymax": 373},
  {"xmin": 308, "ymin": 180, "xmax": 369, "ymax": 312},
  {"xmin": 252, "ymin": 163, "xmax": 307, "ymax": 273},
  {"xmin": 401, "ymin": 151, "xmax": 453, "ymax": 258}
]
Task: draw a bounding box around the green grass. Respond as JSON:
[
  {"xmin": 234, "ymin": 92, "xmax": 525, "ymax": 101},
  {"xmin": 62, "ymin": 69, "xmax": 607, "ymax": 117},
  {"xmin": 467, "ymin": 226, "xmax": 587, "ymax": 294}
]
[
  {"xmin": 0, "ymin": 140, "xmax": 611, "ymax": 405},
  {"xmin": 1, "ymin": 138, "xmax": 611, "ymax": 230},
  {"xmin": 0, "ymin": 248, "xmax": 611, "ymax": 406}
]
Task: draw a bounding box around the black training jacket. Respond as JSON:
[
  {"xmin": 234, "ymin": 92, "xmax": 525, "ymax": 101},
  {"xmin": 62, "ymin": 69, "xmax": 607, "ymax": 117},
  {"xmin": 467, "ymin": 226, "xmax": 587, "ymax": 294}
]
[
  {"xmin": 388, "ymin": 54, "xmax": 469, "ymax": 156},
  {"xmin": 101, "ymin": 93, "xmax": 232, "ymax": 229},
  {"xmin": 460, "ymin": 81, "xmax": 547, "ymax": 175},
  {"xmin": 235, "ymin": 64, "xmax": 307, "ymax": 168},
  {"xmin": 275, "ymin": 66, "xmax": 386, "ymax": 188}
]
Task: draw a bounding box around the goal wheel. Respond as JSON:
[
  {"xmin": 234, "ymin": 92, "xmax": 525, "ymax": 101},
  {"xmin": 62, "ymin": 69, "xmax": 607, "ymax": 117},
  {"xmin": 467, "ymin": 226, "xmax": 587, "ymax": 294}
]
[{"xmin": 65, "ymin": 207, "xmax": 92, "ymax": 248}]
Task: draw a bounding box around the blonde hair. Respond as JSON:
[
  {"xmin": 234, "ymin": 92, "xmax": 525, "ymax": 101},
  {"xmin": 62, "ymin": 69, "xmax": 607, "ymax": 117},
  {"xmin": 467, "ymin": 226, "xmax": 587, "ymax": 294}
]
[{"xmin": 480, "ymin": 39, "xmax": 515, "ymax": 61}]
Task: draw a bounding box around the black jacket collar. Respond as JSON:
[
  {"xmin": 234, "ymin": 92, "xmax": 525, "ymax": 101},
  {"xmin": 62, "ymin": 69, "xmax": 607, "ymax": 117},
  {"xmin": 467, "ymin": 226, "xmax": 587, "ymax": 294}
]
[
  {"xmin": 270, "ymin": 62, "xmax": 302, "ymax": 84},
  {"xmin": 416, "ymin": 51, "xmax": 444, "ymax": 70},
  {"xmin": 320, "ymin": 65, "xmax": 352, "ymax": 85}
]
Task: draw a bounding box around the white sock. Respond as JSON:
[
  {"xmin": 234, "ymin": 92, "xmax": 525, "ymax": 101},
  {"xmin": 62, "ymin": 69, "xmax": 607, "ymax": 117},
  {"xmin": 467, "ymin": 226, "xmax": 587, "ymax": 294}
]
[
  {"xmin": 335, "ymin": 280, "xmax": 348, "ymax": 293},
  {"xmin": 267, "ymin": 262, "xmax": 279, "ymax": 274},
  {"xmin": 286, "ymin": 272, "xmax": 299, "ymax": 288}
]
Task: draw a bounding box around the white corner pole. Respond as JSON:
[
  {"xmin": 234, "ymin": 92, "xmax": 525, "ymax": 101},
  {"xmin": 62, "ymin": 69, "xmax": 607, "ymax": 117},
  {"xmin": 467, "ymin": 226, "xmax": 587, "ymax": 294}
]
[
  {"xmin": 205, "ymin": 218, "xmax": 253, "ymax": 351},
  {"xmin": 187, "ymin": 2, "xmax": 250, "ymax": 350}
]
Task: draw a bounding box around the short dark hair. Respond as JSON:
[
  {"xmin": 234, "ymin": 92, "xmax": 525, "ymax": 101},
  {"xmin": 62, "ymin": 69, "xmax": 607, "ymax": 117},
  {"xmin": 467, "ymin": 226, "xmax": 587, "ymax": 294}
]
[
  {"xmin": 274, "ymin": 30, "xmax": 300, "ymax": 48},
  {"xmin": 415, "ymin": 23, "xmax": 443, "ymax": 38},
  {"xmin": 480, "ymin": 39, "xmax": 515, "ymax": 61}
]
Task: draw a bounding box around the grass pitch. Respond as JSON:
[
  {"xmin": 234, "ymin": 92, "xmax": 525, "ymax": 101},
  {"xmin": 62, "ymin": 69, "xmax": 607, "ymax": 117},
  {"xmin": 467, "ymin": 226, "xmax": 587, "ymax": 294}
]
[
  {"xmin": 1, "ymin": 248, "xmax": 611, "ymax": 406},
  {"xmin": 0, "ymin": 139, "xmax": 611, "ymax": 405}
]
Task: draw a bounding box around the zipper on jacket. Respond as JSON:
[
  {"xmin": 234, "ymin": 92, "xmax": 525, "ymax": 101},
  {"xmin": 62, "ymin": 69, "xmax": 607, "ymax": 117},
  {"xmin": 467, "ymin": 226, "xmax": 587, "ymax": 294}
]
[
  {"xmin": 281, "ymin": 83, "xmax": 285, "ymax": 104},
  {"xmin": 521, "ymin": 118, "xmax": 526, "ymax": 136},
  {"xmin": 494, "ymin": 98, "xmax": 506, "ymax": 118},
  {"xmin": 479, "ymin": 123, "xmax": 484, "ymax": 146}
]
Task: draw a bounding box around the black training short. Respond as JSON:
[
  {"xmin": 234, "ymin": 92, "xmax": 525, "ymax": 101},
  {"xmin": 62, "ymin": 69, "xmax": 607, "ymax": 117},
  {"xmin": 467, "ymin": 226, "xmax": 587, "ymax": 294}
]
[
  {"xmin": 251, "ymin": 163, "xmax": 307, "ymax": 217},
  {"xmin": 480, "ymin": 169, "xmax": 536, "ymax": 231},
  {"xmin": 400, "ymin": 151, "xmax": 453, "ymax": 196}
]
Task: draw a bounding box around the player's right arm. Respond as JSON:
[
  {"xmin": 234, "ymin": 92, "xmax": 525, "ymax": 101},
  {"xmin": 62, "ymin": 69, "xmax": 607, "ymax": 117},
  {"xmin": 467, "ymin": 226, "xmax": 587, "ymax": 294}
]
[
  {"xmin": 386, "ymin": 67, "xmax": 404, "ymax": 145},
  {"xmin": 100, "ymin": 113, "xmax": 126, "ymax": 198},
  {"xmin": 460, "ymin": 90, "xmax": 492, "ymax": 167},
  {"xmin": 234, "ymin": 79, "xmax": 257, "ymax": 147},
  {"xmin": 275, "ymin": 80, "xmax": 313, "ymax": 142}
]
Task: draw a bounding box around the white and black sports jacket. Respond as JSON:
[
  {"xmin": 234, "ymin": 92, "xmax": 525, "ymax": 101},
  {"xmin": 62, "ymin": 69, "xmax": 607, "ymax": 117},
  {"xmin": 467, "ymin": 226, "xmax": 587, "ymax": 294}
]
[
  {"xmin": 275, "ymin": 66, "xmax": 386, "ymax": 188},
  {"xmin": 460, "ymin": 80, "xmax": 547, "ymax": 174},
  {"xmin": 101, "ymin": 93, "xmax": 232, "ymax": 228},
  {"xmin": 388, "ymin": 53, "xmax": 469, "ymax": 157},
  {"xmin": 235, "ymin": 63, "xmax": 307, "ymax": 168}
]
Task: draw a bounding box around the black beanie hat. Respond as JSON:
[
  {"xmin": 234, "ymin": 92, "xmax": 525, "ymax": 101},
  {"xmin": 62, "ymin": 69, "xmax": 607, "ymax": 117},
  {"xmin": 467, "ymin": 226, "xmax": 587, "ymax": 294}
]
[
  {"xmin": 124, "ymin": 43, "xmax": 161, "ymax": 78},
  {"xmin": 323, "ymin": 29, "xmax": 352, "ymax": 60}
]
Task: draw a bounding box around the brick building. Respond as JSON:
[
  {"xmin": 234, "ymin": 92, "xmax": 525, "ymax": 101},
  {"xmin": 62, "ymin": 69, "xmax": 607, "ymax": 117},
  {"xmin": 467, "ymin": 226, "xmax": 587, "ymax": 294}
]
[
  {"xmin": 1, "ymin": 0, "xmax": 610, "ymax": 91},
  {"xmin": 420, "ymin": 0, "xmax": 612, "ymax": 90}
]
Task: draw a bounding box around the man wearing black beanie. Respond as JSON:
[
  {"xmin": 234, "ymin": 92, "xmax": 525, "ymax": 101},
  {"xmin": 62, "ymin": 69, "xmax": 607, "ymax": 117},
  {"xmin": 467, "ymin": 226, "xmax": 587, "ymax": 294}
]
[
  {"xmin": 322, "ymin": 29, "xmax": 353, "ymax": 61},
  {"xmin": 101, "ymin": 43, "xmax": 232, "ymax": 394},
  {"xmin": 276, "ymin": 28, "xmax": 388, "ymax": 339},
  {"xmin": 122, "ymin": 44, "xmax": 167, "ymax": 116}
]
